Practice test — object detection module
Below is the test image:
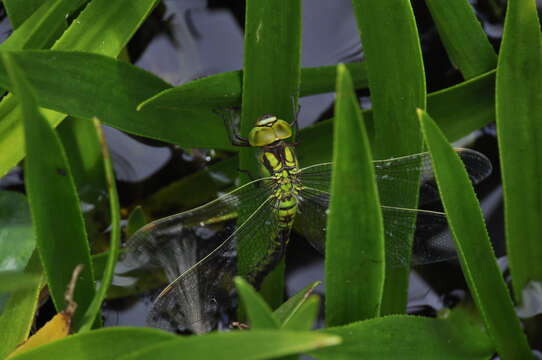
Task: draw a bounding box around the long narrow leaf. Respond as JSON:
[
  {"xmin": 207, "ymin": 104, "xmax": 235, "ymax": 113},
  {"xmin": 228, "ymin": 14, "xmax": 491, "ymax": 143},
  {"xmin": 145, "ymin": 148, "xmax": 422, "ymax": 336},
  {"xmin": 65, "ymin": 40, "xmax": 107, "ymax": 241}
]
[
  {"xmin": 425, "ymin": 0, "xmax": 497, "ymax": 79},
  {"xmin": 118, "ymin": 331, "xmax": 340, "ymax": 360},
  {"xmin": 0, "ymin": 254, "xmax": 43, "ymax": 360},
  {"xmin": 235, "ymin": 277, "xmax": 279, "ymax": 329},
  {"xmin": 79, "ymin": 119, "xmax": 121, "ymax": 332},
  {"xmin": 137, "ymin": 62, "xmax": 368, "ymax": 111},
  {"xmin": 4, "ymin": 0, "xmax": 43, "ymax": 29},
  {"xmin": 325, "ymin": 64, "xmax": 384, "ymax": 326},
  {"xmin": 9, "ymin": 328, "xmax": 176, "ymax": 360},
  {"xmin": 0, "ymin": 0, "xmax": 159, "ymax": 178},
  {"xmin": 418, "ymin": 109, "xmax": 532, "ymax": 359},
  {"xmin": 496, "ymin": 0, "xmax": 542, "ymax": 301},
  {"xmin": 238, "ymin": 0, "xmax": 302, "ymax": 308},
  {"xmin": 311, "ymin": 314, "xmax": 493, "ymax": 359},
  {"xmin": 4, "ymin": 53, "xmax": 95, "ymax": 331},
  {"xmin": 352, "ymin": 0, "xmax": 426, "ymax": 315}
]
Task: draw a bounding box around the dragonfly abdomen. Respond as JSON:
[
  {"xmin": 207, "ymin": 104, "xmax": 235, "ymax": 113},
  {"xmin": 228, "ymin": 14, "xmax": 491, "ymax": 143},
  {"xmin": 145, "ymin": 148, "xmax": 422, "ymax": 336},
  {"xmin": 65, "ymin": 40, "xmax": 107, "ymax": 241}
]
[{"xmin": 246, "ymin": 229, "xmax": 290, "ymax": 287}]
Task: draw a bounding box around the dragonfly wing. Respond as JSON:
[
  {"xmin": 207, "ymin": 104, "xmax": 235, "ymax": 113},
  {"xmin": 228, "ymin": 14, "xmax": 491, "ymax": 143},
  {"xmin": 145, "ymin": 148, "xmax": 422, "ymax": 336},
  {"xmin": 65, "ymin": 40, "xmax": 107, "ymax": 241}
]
[
  {"xmin": 123, "ymin": 177, "xmax": 276, "ymax": 333},
  {"xmin": 381, "ymin": 206, "xmax": 454, "ymax": 267},
  {"xmin": 296, "ymin": 185, "xmax": 456, "ymax": 267},
  {"xmin": 295, "ymin": 186, "xmax": 329, "ymax": 254},
  {"xmin": 298, "ymin": 148, "xmax": 492, "ymax": 207},
  {"xmin": 373, "ymin": 149, "xmax": 492, "ymax": 207}
]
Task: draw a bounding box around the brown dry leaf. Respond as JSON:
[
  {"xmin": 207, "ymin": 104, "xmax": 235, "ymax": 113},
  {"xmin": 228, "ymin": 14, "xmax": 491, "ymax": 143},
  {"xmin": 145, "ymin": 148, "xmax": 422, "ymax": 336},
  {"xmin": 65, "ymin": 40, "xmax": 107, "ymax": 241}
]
[{"xmin": 7, "ymin": 265, "xmax": 83, "ymax": 359}]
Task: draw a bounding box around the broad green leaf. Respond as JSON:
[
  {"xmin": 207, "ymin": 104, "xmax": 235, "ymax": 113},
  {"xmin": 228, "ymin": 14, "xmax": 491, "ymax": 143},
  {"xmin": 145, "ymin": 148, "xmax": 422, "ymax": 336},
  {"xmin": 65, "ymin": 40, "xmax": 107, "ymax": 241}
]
[
  {"xmin": 425, "ymin": 0, "xmax": 497, "ymax": 79},
  {"xmin": 238, "ymin": 0, "xmax": 302, "ymax": 308},
  {"xmin": 418, "ymin": 109, "xmax": 532, "ymax": 359},
  {"xmin": 4, "ymin": 53, "xmax": 95, "ymax": 331},
  {"xmin": 4, "ymin": 0, "xmax": 43, "ymax": 29},
  {"xmin": 235, "ymin": 277, "xmax": 279, "ymax": 329},
  {"xmin": 0, "ymin": 50, "xmax": 232, "ymax": 174},
  {"xmin": 311, "ymin": 315, "xmax": 493, "ymax": 360},
  {"xmin": 0, "ymin": 254, "xmax": 43, "ymax": 360},
  {"xmin": 280, "ymin": 295, "xmax": 319, "ymax": 331},
  {"xmin": 118, "ymin": 330, "xmax": 341, "ymax": 360},
  {"xmin": 352, "ymin": 0, "xmax": 426, "ymax": 315},
  {"xmin": 274, "ymin": 281, "xmax": 320, "ymax": 325},
  {"xmin": 496, "ymin": 0, "xmax": 542, "ymax": 302},
  {"xmin": 0, "ymin": 0, "xmax": 82, "ymax": 51},
  {"xmin": 79, "ymin": 119, "xmax": 121, "ymax": 332},
  {"xmin": 9, "ymin": 327, "xmax": 176, "ymax": 360},
  {"xmin": 0, "ymin": 191, "xmax": 35, "ymax": 272},
  {"xmin": 325, "ymin": 64, "xmax": 384, "ymax": 326},
  {"xmin": 0, "ymin": 272, "xmax": 39, "ymax": 293},
  {"xmin": 0, "ymin": 0, "xmax": 159, "ymax": 179},
  {"xmin": 53, "ymin": 0, "xmax": 158, "ymax": 54},
  {"xmin": 137, "ymin": 62, "xmax": 368, "ymax": 111}
]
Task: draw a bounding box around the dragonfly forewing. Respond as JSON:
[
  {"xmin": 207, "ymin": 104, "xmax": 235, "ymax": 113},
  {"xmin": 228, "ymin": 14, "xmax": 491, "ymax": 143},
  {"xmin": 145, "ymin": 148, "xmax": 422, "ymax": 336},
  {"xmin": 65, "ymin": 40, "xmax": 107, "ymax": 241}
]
[
  {"xmin": 298, "ymin": 148, "xmax": 493, "ymax": 208},
  {"xmin": 295, "ymin": 185, "xmax": 454, "ymax": 267},
  {"xmin": 296, "ymin": 148, "xmax": 492, "ymax": 267},
  {"xmin": 122, "ymin": 177, "xmax": 277, "ymax": 333}
]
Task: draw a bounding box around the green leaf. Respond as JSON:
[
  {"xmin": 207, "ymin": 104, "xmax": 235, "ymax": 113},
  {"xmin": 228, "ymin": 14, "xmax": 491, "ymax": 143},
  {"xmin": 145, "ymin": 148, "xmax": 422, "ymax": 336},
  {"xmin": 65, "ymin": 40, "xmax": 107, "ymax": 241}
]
[
  {"xmin": 274, "ymin": 281, "xmax": 320, "ymax": 325},
  {"xmin": 351, "ymin": 0, "xmax": 426, "ymax": 315},
  {"xmin": 496, "ymin": 0, "xmax": 542, "ymax": 302},
  {"xmin": 53, "ymin": 0, "xmax": 158, "ymax": 55},
  {"xmin": 424, "ymin": 0, "xmax": 497, "ymax": 79},
  {"xmin": 118, "ymin": 330, "xmax": 341, "ymax": 360},
  {"xmin": 0, "ymin": 0, "xmax": 82, "ymax": 51},
  {"xmin": 0, "ymin": 0, "xmax": 159, "ymax": 179},
  {"xmin": 417, "ymin": 109, "xmax": 532, "ymax": 359},
  {"xmin": 0, "ymin": 254, "xmax": 43, "ymax": 360},
  {"xmin": 4, "ymin": 0, "xmax": 44, "ymax": 29},
  {"xmin": 0, "ymin": 50, "xmax": 232, "ymax": 179},
  {"xmin": 79, "ymin": 119, "xmax": 121, "ymax": 332},
  {"xmin": 0, "ymin": 191, "xmax": 35, "ymax": 272},
  {"xmin": 325, "ymin": 64, "xmax": 385, "ymax": 326},
  {"xmin": 235, "ymin": 277, "xmax": 279, "ymax": 329},
  {"xmin": 9, "ymin": 327, "xmax": 176, "ymax": 360},
  {"xmin": 0, "ymin": 272, "xmax": 39, "ymax": 293},
  {"xmin": 237, "ymin": 0, "xmax": 302, "ymax": 308},
  {"xmin": 57, "ymin": 117, "xmax": 107, "ymax": 198},
  {"xmin": 310, "ymin": 315, "xmax": 493, "ymax": 359},
  {"xmin": 4, "ymin": 53, "xmax": 95, "ymax": 331},
  {"xmin": 141, "ymin": 156, "xmax": 238, "ymax": 218},
  {"xmin": 280, "ymin": 295, "xmax": 319, "ymax": 331},
  {"xmin": 126, "ymin": 206, "xmax": 147, "ymax": 238},
  {"xmin": 137, "ymin": 62, "xmax": 368, "ymax": 111}
]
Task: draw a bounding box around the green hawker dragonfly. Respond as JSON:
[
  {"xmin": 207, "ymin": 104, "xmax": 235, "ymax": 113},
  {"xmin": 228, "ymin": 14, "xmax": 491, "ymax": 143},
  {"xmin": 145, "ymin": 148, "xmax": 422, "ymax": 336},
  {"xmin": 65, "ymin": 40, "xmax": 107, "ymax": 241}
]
[{"xmin": 125, "ymin": 114, "xmax": 492, "ymax": 334}]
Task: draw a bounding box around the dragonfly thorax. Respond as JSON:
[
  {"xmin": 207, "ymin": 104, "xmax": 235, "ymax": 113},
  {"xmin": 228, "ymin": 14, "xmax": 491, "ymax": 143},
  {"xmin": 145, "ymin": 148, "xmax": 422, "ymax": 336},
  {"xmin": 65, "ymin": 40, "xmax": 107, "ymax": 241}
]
[{"xmin": 259, "ymin": 143, "xmax": 302, "ymax": 228}]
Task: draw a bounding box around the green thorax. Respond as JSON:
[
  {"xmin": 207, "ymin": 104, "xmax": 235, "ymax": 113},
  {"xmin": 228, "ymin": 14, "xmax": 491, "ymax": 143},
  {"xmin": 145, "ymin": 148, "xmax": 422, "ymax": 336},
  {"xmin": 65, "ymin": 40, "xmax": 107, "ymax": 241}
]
[{"xmin": 248, "ymin": 115, "xmax": 302, "ymax": 228}]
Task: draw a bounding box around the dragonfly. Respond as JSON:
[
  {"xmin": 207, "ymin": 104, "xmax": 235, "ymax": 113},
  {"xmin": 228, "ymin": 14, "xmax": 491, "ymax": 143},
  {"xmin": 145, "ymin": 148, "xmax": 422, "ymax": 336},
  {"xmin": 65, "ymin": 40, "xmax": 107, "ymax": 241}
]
[{"xmin": 123, "ymin": 114, "xmax": 492, "ymax": 334}]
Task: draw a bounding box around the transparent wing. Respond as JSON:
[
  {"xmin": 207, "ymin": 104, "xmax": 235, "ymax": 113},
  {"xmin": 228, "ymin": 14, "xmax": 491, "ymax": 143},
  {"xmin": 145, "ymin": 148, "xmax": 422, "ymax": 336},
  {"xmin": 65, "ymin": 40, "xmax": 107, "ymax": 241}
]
[
  {"xmin": 122, "ymin": 177, "xmax": 281, "ymax": 334},
  {"xmin": 298, "ymin": 148, "xmax": 493, "ymax": 207},
  {"xmin": 296, "ymin": 185, "xmax": 454, "ymax": 267}
]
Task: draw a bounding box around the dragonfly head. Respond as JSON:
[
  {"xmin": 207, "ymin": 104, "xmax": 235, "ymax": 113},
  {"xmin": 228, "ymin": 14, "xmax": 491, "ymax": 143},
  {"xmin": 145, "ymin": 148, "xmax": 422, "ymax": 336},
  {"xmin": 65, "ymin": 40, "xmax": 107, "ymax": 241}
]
[{"xmin": 248, "ymin": 115, "xmax": 292, "ymax": 147}]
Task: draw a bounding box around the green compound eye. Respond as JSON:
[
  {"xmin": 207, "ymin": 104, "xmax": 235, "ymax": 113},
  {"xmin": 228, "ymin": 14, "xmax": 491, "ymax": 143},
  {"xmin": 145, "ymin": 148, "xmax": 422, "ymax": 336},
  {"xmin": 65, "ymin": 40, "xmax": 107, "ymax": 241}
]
[
  {"xmin": 271, "ymin": 119, "xmax": 293, "ymax": 139},
  {"xmin": 248, "ymin": 116, "xmax": 292, "ymax": 147}
]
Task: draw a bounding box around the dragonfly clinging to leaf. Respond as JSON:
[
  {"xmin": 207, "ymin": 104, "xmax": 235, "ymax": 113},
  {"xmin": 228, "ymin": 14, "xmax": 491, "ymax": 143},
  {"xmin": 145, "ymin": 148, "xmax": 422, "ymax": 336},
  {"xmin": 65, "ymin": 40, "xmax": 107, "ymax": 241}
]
[{"xmin": 123, "ymin": 113, "xmax": 492, "ymax": 334}]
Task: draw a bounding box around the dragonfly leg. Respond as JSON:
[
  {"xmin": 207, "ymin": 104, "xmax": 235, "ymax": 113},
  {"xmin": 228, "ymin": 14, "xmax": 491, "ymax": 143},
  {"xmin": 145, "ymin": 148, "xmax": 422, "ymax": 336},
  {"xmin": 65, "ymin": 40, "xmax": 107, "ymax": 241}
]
[{"xmin": 214, "ymin": 107, "xmax": 250, "ymax": 147}]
